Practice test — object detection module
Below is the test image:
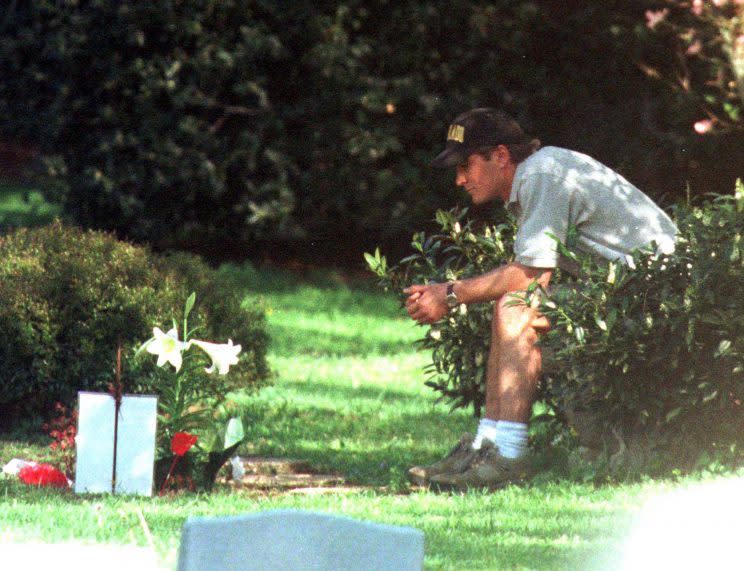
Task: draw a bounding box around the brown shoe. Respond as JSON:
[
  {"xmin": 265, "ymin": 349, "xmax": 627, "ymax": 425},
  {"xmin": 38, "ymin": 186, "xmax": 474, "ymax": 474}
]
[
  {"xmin": 407, "ymin": 433, "xmax": 478, "ymax": 486},
  {"xmin": 429, "ymin": 440, "xmax": 532, "ymax": 491}
]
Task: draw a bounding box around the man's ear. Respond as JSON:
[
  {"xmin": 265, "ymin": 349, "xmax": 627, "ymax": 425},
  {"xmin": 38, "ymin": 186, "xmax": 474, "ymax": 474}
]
[
  {"xmin": 491, "ymin": 145, "xmax": 511, "ymax": 167},
  {"xmin": 486, "ymin": 145, "xmax": 508, "ymax": 166}
]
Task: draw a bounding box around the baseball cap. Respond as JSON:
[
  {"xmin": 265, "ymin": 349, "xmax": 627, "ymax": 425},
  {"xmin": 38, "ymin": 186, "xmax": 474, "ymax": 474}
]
[{"xmin": 430, "ymin": 108, "xmax": 530, "ymax": 168}]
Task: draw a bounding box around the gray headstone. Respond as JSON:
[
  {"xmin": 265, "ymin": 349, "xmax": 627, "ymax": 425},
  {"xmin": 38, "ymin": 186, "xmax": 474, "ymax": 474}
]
[{"xmin": 177, "ymin": 509, "xmax": 425, "ymax": 571}]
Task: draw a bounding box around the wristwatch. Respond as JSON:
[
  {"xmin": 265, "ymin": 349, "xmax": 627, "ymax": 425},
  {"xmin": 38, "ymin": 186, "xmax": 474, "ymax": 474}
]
[{"xmin": 446, "ymin": 281, "xmax": 459, "ymax": 309}]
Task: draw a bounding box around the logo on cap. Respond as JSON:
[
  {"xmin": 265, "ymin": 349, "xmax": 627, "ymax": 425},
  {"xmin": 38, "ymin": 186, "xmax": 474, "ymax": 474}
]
[{"xmin": 447, "ymin": 124, "xmax": 465, "ymax": 143}]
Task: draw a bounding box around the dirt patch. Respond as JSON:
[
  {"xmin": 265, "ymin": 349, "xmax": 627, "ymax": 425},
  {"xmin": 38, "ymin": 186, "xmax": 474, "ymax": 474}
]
[{"xmin": 219, "ymin": 456, "xmax": 363, "ymax": 492}]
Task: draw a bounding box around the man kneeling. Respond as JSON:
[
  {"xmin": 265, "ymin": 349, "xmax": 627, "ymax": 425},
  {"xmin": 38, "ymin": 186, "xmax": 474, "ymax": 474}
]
[{"xmin": 405, "ymin": 108, "xmax": 677, "ymax": 490}]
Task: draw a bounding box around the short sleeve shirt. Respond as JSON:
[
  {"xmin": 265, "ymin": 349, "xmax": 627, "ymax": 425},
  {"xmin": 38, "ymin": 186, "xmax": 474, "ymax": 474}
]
[{"xmin": 506, "ymin": 147, "xmax": 677, "ymax": 268}]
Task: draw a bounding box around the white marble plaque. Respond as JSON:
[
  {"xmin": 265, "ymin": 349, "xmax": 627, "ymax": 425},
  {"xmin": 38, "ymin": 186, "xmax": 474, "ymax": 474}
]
[
  {"xmin": 115, "ymin": 395, "xmax": 157, "ymax": 496},
  {"xmin": 74, "ymin": 392, "xmax": 158, "ymax": 496},
  {"xmin": 75, "ymin": 392, "xmax": 116, "ymax": 494}
]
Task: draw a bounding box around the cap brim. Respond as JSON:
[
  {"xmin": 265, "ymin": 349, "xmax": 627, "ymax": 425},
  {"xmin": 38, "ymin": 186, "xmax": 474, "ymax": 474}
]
[{"xmin": 430, "ymin": 146, "xmax": 468, "ymax": 168}]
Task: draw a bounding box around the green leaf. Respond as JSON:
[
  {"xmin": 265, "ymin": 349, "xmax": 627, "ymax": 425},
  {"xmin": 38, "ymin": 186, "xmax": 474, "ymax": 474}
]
[
  {"xmin": 184, "ymin": 291, "xmax": 196, "ymax": 321},
  {"xmin": 735, "ymin": 179, "xmax": 744, "ymax": 213},
  {"xmin": 363, "ymin": 251, "xmax": 376, "ymax": 269},
  {"xmin": 715, "ymin": 339, "xmax": 732, "ymax": 358},
  {"xmin": 363, "ymin": 248, "xmax": 387, "ymax": 275},
  {"xmin": 665, "ymin": 407, "xmax": 682, "ymax": 423},
  {"xmin": 574, "ymin": 326, "xmax": 586, "ymax": 344},
  {"xmin": 224, "ymin": 417, "xmax": 245, "ymax": 449},
  {"xmin": 545, "ymin": 231, "xmax": 578, "ymax": 262}
]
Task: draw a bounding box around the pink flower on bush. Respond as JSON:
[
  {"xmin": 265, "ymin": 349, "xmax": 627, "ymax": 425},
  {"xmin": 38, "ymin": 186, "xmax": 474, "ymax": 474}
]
[
  {"xmin": 18, "ymin": 463, "xmax": 69, "ymax": 488},
  {"xmin": 692, "ymin": 0, "xmax": 704, "ymax": 15},
  {"xmin": 686, "ymin": 40, "xmax": 703, "ymax": 55},
  {"xmin": 694, "ymin": 119, "xmax": 715, "ymax": 134},
  {"xmin": 645, "ymin": 9, "xmax": 669, "ymax": 29},
  {"xmin": 693, "ymin": 119, "xmax": 714, "ymax": 134}
]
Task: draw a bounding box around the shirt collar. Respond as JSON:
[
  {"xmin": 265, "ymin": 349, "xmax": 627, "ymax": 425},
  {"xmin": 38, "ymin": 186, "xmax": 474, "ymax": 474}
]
[{"xmin": 505, "ymin": 159, "xmax": 526, "ymax": 213}]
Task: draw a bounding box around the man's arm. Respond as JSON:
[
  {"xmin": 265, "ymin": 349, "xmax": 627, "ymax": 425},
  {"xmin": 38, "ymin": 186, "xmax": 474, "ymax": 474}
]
[{"xmin": 404, "ymin": 262, "xmax": 552, "ymax": 324}]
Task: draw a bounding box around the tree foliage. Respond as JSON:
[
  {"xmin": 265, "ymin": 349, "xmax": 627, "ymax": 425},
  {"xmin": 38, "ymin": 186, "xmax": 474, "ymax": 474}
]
[
  {"xmin": 0, "ymin": 0, "xmax": 291, "ymax": 255},
  {"xmin": 0, "ymin": 1, "xmax": 742, "ymax": 263},
  {"xmin": 638, "ymin": 0, "xmax": 744, "ymax": 134}
]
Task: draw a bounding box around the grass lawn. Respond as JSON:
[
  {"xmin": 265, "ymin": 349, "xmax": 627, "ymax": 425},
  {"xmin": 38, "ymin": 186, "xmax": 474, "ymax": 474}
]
[
  {"xmin": 0, "ymin": 182, "xmax": 61, "ymax": 229},
  {"xmin": 0, "ymin": 261, "xmax": 740, "ymax": 569}
]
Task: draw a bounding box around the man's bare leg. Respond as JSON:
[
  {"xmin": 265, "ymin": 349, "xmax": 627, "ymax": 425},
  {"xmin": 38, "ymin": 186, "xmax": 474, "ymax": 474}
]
[
  {"xmin": 475, "ymin": 293, "xmax": 549, "ymax": 453},
  {"xmin": 430, "ymin": 294, "xmax": 550, "ymax": 489},
  {"xmin": 490, "ymin": 293, "xmax": 548, "ymax": 421}
]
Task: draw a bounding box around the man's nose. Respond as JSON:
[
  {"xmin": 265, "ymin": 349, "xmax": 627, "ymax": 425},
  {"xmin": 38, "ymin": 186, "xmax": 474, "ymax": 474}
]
[{"xmin": 455, "ymin": 169, "xmax": 466, "ymax": 187}]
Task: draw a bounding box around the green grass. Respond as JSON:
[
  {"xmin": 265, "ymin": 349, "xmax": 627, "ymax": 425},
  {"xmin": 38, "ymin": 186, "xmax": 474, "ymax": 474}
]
[
  {"xmin": 0, "ymin": 183, "xmax": 61, "ymax": 228},
  {"xmin": 1, "ymin": 263, "xmax": 740, "ymax": 569},
  {"xmin": 0, "ymin": 478, "xmax": 658, "ymax": 570}
]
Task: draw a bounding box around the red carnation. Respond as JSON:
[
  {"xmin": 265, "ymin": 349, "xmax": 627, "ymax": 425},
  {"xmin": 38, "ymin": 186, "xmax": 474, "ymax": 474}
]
[
  {"xmin": 160, "ymin": 432, "xmax": 199, "ymax": 495},
  {"xmin": 18, "ymin": 463, "xmax": 69, "ymax": 489},
  {"xmin": 171, "ymin": 432, "xmax": 198, "ymax": 457}
]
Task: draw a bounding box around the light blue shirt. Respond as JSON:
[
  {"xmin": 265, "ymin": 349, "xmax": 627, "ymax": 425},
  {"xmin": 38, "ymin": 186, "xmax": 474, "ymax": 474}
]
[{"xmin": 507, "ymin": 147, "xmax": 677, "ymax": 268}]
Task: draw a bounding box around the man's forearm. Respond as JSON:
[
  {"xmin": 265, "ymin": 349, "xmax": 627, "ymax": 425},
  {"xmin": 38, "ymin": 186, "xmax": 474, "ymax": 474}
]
[{"xmin": 452, "ymin": 263, "xmax": 552, "ymax": 305}]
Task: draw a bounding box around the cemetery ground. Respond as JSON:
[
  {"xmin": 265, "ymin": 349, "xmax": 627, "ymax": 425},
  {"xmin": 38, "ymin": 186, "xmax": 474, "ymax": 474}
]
[{"xmin": 0, "ymin": 186, "xmax": 742, "ymax": 569}]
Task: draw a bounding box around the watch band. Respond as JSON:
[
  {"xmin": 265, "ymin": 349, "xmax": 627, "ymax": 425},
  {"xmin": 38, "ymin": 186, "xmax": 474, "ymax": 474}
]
[{"xmin": 446, "ymin": 281, "xmax": 459, "ymax": 309}]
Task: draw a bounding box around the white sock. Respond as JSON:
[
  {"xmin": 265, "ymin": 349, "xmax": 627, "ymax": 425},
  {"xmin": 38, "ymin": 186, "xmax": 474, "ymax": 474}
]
[
  {"xmin": 473, "ymin": 418, "xmax": 499, "ymax": 450},
  {"xmin": 495, "ymin": 420, "xmax": 528, "ymax": 459}
]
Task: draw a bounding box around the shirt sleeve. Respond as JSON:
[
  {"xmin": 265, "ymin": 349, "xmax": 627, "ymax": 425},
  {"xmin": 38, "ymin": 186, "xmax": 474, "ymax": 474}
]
[{"xmin": 512, "ymin": 173, "xmax": 571, "ymax": 268}]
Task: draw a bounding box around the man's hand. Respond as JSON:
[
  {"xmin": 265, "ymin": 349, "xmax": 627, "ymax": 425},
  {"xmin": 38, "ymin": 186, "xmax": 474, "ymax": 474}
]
[{"xmin": 403, "ymin": 283, "xmax": 449, "ymax": 324}]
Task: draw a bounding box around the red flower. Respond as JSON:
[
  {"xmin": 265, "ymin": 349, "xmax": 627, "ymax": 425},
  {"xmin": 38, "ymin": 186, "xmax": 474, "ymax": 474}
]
[
  {"xmin": 171, "ymin": 432, "xmax": 198, "ymax": 456},
  {"xmin": 18, "ymin": 463, "xmax": 69, "ymax": 488}
]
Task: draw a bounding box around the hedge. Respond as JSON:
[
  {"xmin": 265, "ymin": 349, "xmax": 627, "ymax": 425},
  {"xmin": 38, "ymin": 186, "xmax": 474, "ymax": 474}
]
[{"xmin": 0, "ymin": 221, "xmax": 269, "ymax": 425}]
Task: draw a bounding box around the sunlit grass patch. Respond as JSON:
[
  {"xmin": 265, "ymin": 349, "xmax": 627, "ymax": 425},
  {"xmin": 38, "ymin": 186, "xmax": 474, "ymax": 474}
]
[
  {"xmin": 0, "ymin": 184, "xmax": 60, "ymax": 228},
  {"xmin": 1, "ymin": 263, "xmax": 738, "ymax": 570}
]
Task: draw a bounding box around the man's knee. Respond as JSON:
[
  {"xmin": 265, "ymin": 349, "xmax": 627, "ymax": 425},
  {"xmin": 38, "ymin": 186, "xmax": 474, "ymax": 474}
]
[{"xmin": 493, "ymin": 293, "xmax": 549, "ymax": 338}]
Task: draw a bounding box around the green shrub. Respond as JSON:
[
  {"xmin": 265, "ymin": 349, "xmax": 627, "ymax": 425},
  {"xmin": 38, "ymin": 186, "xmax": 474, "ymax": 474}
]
[
  {"xmin": 0, "ymin": 1, "xmax": 291, "ymax": 255},
  {"xmin": 366, "ymin": 208, "xmax": 515, "ymax": 415},
  {"xmin": 368, "ymin": 182, "xmax": 744, "ymax": 475},
  {"xmin": 539, "ymin": 182, "xmax": 744, "ymax": 474},
  {"xmin": 0, "ymin": 221, "xmax": 269, "ymax": 424}
]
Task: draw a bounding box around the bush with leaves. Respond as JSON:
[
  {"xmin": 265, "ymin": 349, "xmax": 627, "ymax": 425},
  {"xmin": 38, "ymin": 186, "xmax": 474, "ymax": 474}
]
[
  {"xmin": 0, "ymin": 1, "xmax": 292, "ymax": 256},
  {"xmin": 0, "ymin": 221, "xmax": 269, "ymax": 425},
  {"xmin": 639, "ymin": 0, "xmax": 743, "ymax": 135},
  {"xmin": 539, "ymin": 181, "xmax": 744, "ymax": 474},
  {"xmin": 366, "ymin": 208, "xmax": 515, "ymax": 415},
  {"xmin": 368, "ymin": 181, "xmax": 744, "ymax": 475}
]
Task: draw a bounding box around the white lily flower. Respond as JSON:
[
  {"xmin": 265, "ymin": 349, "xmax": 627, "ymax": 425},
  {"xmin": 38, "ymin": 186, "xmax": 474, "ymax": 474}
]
[
  {"xmin": 191, "ymin": 339, "xmax": 241, "ymax": 375},
  {"xmin": 146, "ymin": 327, "xmax": 185, "ymax": 372}
]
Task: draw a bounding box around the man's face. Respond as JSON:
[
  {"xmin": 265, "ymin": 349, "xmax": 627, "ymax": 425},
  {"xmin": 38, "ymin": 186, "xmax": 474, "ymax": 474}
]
[{"xmin": 455, "ymin": 149, "xmax": 511, "ymax": 204}]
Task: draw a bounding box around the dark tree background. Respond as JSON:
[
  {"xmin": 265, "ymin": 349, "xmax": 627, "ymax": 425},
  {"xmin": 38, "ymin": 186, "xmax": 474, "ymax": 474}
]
[{"xmin": 1, "ymin": 0, "xmax": 741, "ymax": 266}]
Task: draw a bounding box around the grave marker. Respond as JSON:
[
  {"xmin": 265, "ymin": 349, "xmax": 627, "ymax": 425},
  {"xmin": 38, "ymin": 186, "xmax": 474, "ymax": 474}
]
[
  {"xmin": 74, "ymin": 392, "xmax": 157, "ymax": 496},
  {"xmin": 177, "ymin": 509, "xmax": 425, "ymax": 571}
]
